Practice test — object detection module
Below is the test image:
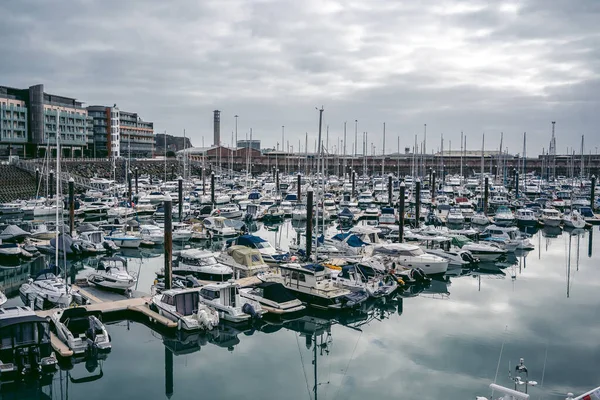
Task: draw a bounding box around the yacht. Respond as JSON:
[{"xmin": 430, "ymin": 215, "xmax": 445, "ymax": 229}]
[
  {"xmin": 331, "ymin": 265, "xmax": 398, "ymax": 298},
  {"xmin": 471, "ymin": 212, "xmax": 491, "ymax": 226},
  {"xmin": 446, "ymin": 208, "xmax": 465, "ymax": 225},
  {"xmin": 203, "ymin": 217, "xmax": 237, "ymax": 237},
  {"xmin": 19, "ymin": 269, "xmax": 73, "ymax": 310},
  {"xmin": 239, "ymin": 282, "xmax": 305, "ymax": 315},
  {"xmin": 259, "ymin": 263, "xmax": 369, "ymax": 310},
  {"xmin": 199, "ymin": 281, "xmax": 265, "ymax": 323},
  {"xmin": 134, "ymin": 198, "xmax": 156, "ymax": 216},
  {"xmin": 172, "ymin": 249, "xmax": 233, "ymax": 281},
  {"xmin": 172, "ymin": 223, "xmax": 193, "ymax": 242},
  {"xmin": 515, "ymin": 208, "xmax": 537, "ymax": 227},
  {"xmin": 211, "ymin": 204, "xmax": 242, "ymax": 219},
  {"xmin": 150, "ymin": 288, "xmax": 220, "ymax": 331},
  {"xmin": 0, "ymin": 306, "xmax": 57, "ymax": 376},
  {"xmin": 49, "ymin": 307, "xmax": 111, "ymax": 357},
  {"xmin": 327, "ymin": 226, "xmax": 381, "ymax": 256},
  {"xmin": 216, "ymin": 245, "xmax": 270, "ymax": 278},
  {"xmin": 78, "ymin": 229, "xmax": 119, "ymax": 253},
  {"xmin": 86, "ymin": 256, "xmax": 137, "ymax": 291},
  {"xmin": 281, "ymin": 200, "xmax": 294, "ymax": 216},
  {"xmin": 363, "ymin": 203, "xmax": 380, "ymax": 218},
  {"xmin": 138, "ymin": 224, "xmax": 165, "ymax": 244},
  {"xmin": 378, "ymin": 206, "xmax": 396, "ymax": 225},
  {"xmin": 540, "ymin": 208, "xmax": 562, "ymax": 227},
  {"xmin": 232, "ymin": 235, "xmax": 290, "ymax": 265},
  {"xmin": 493, "ymin": 206, "xmax": 515, "ymax": 227},
  {"xmin": 481, "ymin": 225, "xmax": 535, "ymax": 251},
  {"xmin": 357, "ymin": 191, "xmax": 373, "ymax": 209},
  {"xmin": 367, "ymin": 243, "xmax": 449, "ymax": 275},
  {"xmin": 105, "ymin": 229, "xmax": 142, "ymax": 249},
  {"xmin": 562, "ymin": 209, "xmax": 586, "ymax": 229},
  {"xmin": 145, "ymin": 191, "xmax": 166, "ymax": 204},
  {"xmin": 451, "ymin": 235, "xmax": 507, "ymax": 261}
]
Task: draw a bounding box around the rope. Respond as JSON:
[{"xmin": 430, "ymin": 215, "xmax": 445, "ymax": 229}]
[
  {"xmin": 334, "ymin": 330, "xmax": 362, "ymax": 400},
  {"xmin": 295, "ymin": 332, "xmax": 312, "ymax": 400},
  {"xmin": 492, "ymin": 325, "xmax": 509, "ymax": 397}
]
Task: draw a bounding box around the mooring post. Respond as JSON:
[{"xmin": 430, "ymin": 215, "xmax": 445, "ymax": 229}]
[
  {"xmin": 128, "ymin": 170, "xmax": 132, "ymax": 204},
  {"xmin": 484, "ymin": 176, "xmax": 489, "ymax": 216},
  {"xmin": 68, "ymin": 177, "xmax": 74, "ymax": 236},
  {"xmin": 210, "ymin": 172, "xmax": 215, "ymax": 207},
  {"xmin": 163, "ymin": 193, "xmax": 173, "ymax": 290},
  {"xmin": 297, "ymin": 173, "xmax": 301, "ymax": 202},
  {"xmin": 432, "ymin": 170, "xmax": 436, "ymax": 195},
  {"xmin": 178, "ymin": 176, "xmax": 183, "ymax": 222},
  {"xmin": 202, "ymin": 168, "xmax": 206, "ymax": 195},
  {"xmin": 276, "ymin": 168, "xmax": 280, "ymax": 196},
  {"xmin": 49, "ymin": 169, "xmax": 54, "ymax": 199},
  {"xmin": 306, "ymin": 187, "xmax": 314, "ymax": 258},
  {"xmin": 515, "ymin": 170, "xmax": 520, "ymax": 199},
  {"xmin": 591, "ymin": 175, "xmax": 596, "ymax": 212},
  {"xmin": 399, "ymin": 181, "xmax": 405, "ymax": 243},
  {"xmin": 415, "ymin": 179, "xmax": 421, "ymax": 228},
  {"xmin": 387, "ymin": 174, "xmax": 393, "ymax": 206},
  {"xmin": 134, "ymin": 166, "xmax": 139, "ymax": 195},
  {"xmin": 35, "ymin": 168, "xmax": 40, "ymax": 197},
  {"xmin": 352, "ymin": 170, "xmax": 356, "ymax": 198}
]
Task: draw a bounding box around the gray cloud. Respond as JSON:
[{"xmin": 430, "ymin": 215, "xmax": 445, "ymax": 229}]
[{"xmin": 0, "ymin": 0, "xmax": 598, "ymax": 154}]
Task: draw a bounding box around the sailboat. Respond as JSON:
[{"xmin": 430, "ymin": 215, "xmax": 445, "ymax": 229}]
[{"xmin": 20, "ymin": 110, "xmax": 73, "ymax": 309}]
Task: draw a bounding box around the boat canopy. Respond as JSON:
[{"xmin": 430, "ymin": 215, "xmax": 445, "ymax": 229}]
[
  {"xmin": 0, "ymin": 225, "xmax": 30, "ymax": 241},
  {"xmin": 332, "ymin": 233, "xmax": 366, "ymax": 248},
  {"xmin": 236, "ymin": 235, "xmax": 266, "ymax": 247},
  {"xmin": 451, "ymin": 235, "xmax": 472, "ymax": 248},
  {"xmin": 257, "ymin": 282, "xmax": 296, "ymax": 303},
  {"xmin": 227, "ymin": 245, "xmax": 264, "ymax": 266},
  {"xmin": 49, "ymin": 233, "xmax": 75, "ymax": 254}
]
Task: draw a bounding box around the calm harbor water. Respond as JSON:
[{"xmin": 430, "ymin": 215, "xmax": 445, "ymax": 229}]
[{"xmin": 2, "ymin": 221, "xmax": 599, "ymax": 400}]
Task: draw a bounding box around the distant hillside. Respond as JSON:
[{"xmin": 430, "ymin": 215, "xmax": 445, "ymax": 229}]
[{"xmin": 155, "ymin": 134, "xmax": 193, "ymax": 154}]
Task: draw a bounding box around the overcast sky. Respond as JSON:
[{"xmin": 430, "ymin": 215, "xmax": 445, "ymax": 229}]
[{"xmin": 1, "ymin": 0, "xmax": 598, "ymax": 156}]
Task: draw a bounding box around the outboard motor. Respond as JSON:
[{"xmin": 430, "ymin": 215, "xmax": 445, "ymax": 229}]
[
  {"xmin": 71, "ymin": 242, "xmax": 82, "ymax": 255},
  {"xmin": 460, "ymin": 251, "xmax": 476, "ymax": 264},
  {"xmin": 242, "ymin": 303, "xmax": 261, "ymax": 320}
]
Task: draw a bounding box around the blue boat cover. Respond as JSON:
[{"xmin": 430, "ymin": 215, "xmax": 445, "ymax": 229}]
[
  {"xmin": 339, "ymin": 208, "xmax": 353, "ymax": 217},
  {"xmin": 332, "ymin": 232, "xmax": 351, "ymax": 241},
  {"xmin": 236, "ymin": 235, "xmax": 266, "ymax": 247}
]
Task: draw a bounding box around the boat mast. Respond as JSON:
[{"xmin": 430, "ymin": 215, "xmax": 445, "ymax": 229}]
[
  {"xmin": 480, "ymin": 133, "xmax": 485, "ymax": 208},
  {"xmin": 315, "ymin": 106, "xmax": 324, "ymax": 262},
  {"xmin": 55, "ymin": 108, "xmax": 61, "ymax": 280},
  {"xmin": 381, "ymin": 122, "xmax": 386, "ymax": 177},
  {"xmin": 460, "ymin": 131, "xmax": 464, "ymax": 181}
]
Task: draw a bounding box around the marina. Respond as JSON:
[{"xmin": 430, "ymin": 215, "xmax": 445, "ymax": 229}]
[{"xmin": 0, "ymin": 157, "xmax": 598, "ymax": 399}]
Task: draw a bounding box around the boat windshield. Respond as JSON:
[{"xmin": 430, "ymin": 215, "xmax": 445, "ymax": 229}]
[{"xmin": 255, "ymin": 242, "xmax": 271, "ymax": 249}]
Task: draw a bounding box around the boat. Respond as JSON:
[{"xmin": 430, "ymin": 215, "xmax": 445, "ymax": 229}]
[
  {"xmin": 19, "ymin": 268, "xmax": 73, "ymax": 310},
  {"xmin": 421, "ymin": 237, "xmax": 478, "ymax": 267},
  {"xmin": 203, "ymin": 217, "xmax": 237, "ymax": 237},
  {"xmin": 515, "ymin": 208, "xmax": 538, "ymax": 227},
  {"xmin": 327, "ymin": 226, "xmax": 382, "ymax": 256},
  {"xmin": 281, "ymin": 200, "xmax": 294, "ymax": 216},
  {"xmin": 357, "ymin": 191, "xmax": 373, "ymax": 208},
  {"xmin": 231, "ymin": 235, "xmax": 290, "ymax": 265},
  {"xmin": 240, "ymin": 282, "xmax": 305, "ymax": 315},
  {"xmin": 331, "ymin": 264, "xmax": 398, "ymax": 298},
  {"xmin": 338, "ymin": 207, "xmax": 355, "ymax": 223},
  {"xmin": 260, "ymin": 205, "xmax": 285, "ymax": 222},
  {"xmin": 481, "ymin": 225, "xmax": 535, "ymax": 251},
  {"xmin": 49, "ymin": 307, "xmax": 111, "ymax": 356},
  {"xmin": 138, "ymin": 224, "xmax": 165, "ymax": 245},
  {"xmin": 78, "ymin": 229, "xmax": 119, "ymax": 253},
  {"xmin": 0, "ymin": 225, "xmax": 31, "ymax": 242},
  {"xmin": 291, "ymin": 203, "xmax": 308, "ymax": 221},
  {"xmin": 0, "ymin": 306, "xmax": 57, "ymax": 377},
  {"xmin": 29, "ymin": 222, "xmax": 56, "ymax": 240},
  {"xmin": 211, "ymin": 204, "xmax": 243, "ymax": 219},
  {"xmin": 259, "ymin": 263, "xmax": 368, "ymax": 310},
  {"xmin": 451, "ymin": 235, "xmax": 507, "ymax": 261},
  {"xmin": 446, "ymin": 208, "xmax": 465, "ymax": 225},
  {"xmin": 378, "ymin": 207, "xmax": 397, "ymax": 225},
  {"xmin": 216, "ymin": 245, "xmax": 270, "ymax": 278},
  {"xmin": 172, "ymin": 223, "xmax": 193, "ymax": 242},
  {"xmin": 172, "ymin": 248, "xmax": 233, "ymax": 281},
  {"xmin": 104, "ymin": 229, "xmax": 141, "ymax": 249},
  {"xmin": 367, "ymin": 243, "xmax": 449, "ymax": 275},
  {"xmin": 363, "ymin": 203, "xmax": 380, "ymax": 218},
  {"xmin": 562, "ymin": 209, "xmax": 586, "ymax": 229},
  {"xmin": 86, "ymin": 256, "xmax": 137, "ymax": 291},
  {"xmin": 540, "ymin": 208, "xmax": 562, "ymax": 227},
  {"xmin": 0, "ymin": 291, "xmax": 6, "ymax": 307},
  {"xmin": 199, "ymin": 281, "xmax": 265, "ymax": 323},
  {"xmin": 150, "ymin": 288, "xmax": 220, "ymax": 331},
  {"xmin": 493, "ymin": 206, "xmax": 515, "ymax": 227}
]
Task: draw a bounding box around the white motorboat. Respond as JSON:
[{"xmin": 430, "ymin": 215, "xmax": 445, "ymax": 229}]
[
  {"xmin": 363, "ymin": 203, "xmax": 380, "ymax": 218},
  {"xmin": 172, "ymin": 223, "xmax": 193, "ymax": 242},
  {"xmin": 421, "ymin": 237, "xmax": 478, "ymax": 267},
  {"xmin": 150, "ymin": 288, "xmax": 220, "ymax": 331},
  {"xmin": 515, "ymin": 208, "xmax": 538, "ymax": 227},
  {"xmin": 562, "ymin": 209, "xmax": 586, "ymax": 229},
  {"xmin": 327, "ymin": 226, "xmax": 381, "ymax": 256},
  {"xmin": 331, "ymin": 264, "xmax": 397, "ymax": 298},
  {"xmin": 19, "ymin": 269, "xmax": 73, "ymax": 310},
  {"xmin": 211, "ymin": 204, "xmax": 242, "ymax": 219},
  {"xmin": 144, "ymin": 191, "xmax": 166, "ymax": 204},
  {"xmin": 87, "ymin": 256, "xmax": 137, "ymax": 291},
  {"xmin": 231, "ymin": 235, "xmax": 290, "ymax": 265},
  {"xmin": 482, "ymin": 225, "xmax": 535, "ymax": 251},
  {"xmin": 49, "ymin": 307, "xmax": 111, "ymax": 356},
  {"xmin": 139, "ymin": 224, "xmax": 165, "ymax": 244},
  {"xmin": 541, "ymin": 208, "xmax": 562, "ymax": 227},
  {"xmin": 0, "ymin": 306, "xmax": 57, "ymax": 375},
  {"xmin": 240, "ymin": 282, "xmax": 305, "ymax": 314},
  {"xmin": 493, "ymin": 206, "xmax": 515, "ymax": 227},
  {"xmin": 105, "ymin": 229, "xmax": 142, "ymax": 249},
  {"xmin": 172, "ymin": 249, "xmax": 233, "ymax": 281},
  {"xmin": 203, "ymin": 217, "xmax": 237, "ymax": 237},
  {"xmin": 470, "ymin": 212, "xmax": 490, "ymax": 226},
  {"xmin": 281, "ymin": 200, "xmax": 294, "ymax": 216},
  {"xmin": 367, "ymin": 243, "xmax": 448, "ymax": 275},
  {"xmin": 451, "ymin": 235, "xmax": 507, "ymax": 261},
  {"xmin": 0, "ymin": 290, "xmax": 6, "ymax": 306},
  {"xmin": 199, "ymin": 281, "xmax": 265, "ymax": 323},
  {"xmin": 446, "ymin": 208, "xmax": 465, "ymax": 225},
  {"xmin": 259, "ymin": 263, "xmax": 369, "ymax": 310},
  {"xmin": 134, "ymin": 198, "xmax": 157, "ymax": 215},
  {"xmin": 217, "ymin": 245, "xmax": 270, "ymax": 278},
  {"xmin": 291, "ymin": 203, "xmax": 308, "ymax": 221},
  {"xmin": 78, "ymin": 230, "xmax": 119, "ymax": 253},
  {"xmin": 378, "ymin": 207, "xmax": 397, "ymax": 225},
  {"xmin": 357, "ymin": 191, "xmax": 373, "ymax": 208}
]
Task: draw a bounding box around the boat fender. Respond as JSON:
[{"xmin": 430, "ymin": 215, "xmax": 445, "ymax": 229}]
[{"xmin": 242, "ymin": 303, "xmax": 260, "ymax": 319}]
